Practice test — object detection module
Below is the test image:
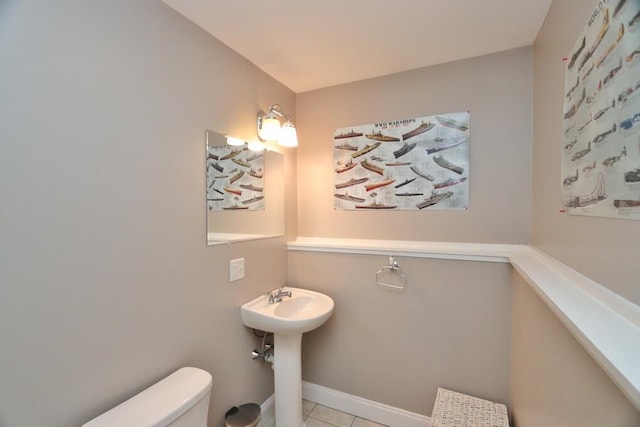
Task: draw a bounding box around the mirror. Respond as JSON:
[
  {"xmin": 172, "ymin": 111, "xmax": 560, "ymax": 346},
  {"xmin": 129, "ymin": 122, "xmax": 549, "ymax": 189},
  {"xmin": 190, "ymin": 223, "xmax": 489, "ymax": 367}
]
[{"xmin": 206, "ymin": 129, "xmax": 285, "ymax": 244}]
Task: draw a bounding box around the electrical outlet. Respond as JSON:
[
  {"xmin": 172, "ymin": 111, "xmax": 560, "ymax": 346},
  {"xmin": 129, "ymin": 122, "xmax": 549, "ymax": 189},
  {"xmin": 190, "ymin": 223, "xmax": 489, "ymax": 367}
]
[{"xmin": 229, "ymin": 258, "xmax": 245, "ymax": 281}]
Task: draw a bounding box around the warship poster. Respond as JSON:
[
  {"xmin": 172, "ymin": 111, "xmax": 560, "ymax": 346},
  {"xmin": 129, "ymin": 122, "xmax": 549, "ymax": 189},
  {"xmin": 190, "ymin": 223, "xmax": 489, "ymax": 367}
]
[
  {"xmin": 206, "ymin": 145, "xmax": 265, "ymax": 211},
  {"xmin": 561, "ymin": 0, "xmax": 640, "ymax": 219},
  {"xmin": 333, "ymin": 112, "xmax": 470, "ymax": 211}
]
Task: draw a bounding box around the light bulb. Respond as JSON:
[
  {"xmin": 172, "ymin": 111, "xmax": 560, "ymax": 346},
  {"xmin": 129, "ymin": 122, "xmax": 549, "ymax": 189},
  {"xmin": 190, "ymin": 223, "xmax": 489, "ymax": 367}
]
[
  {"xmin": 247, "ymin": 141, "xmax": 265, "ymax": 152},
  {"xmin": 279, "ymin": 120, "xmax": 298, "ymax": 147},
  {"xmin": 260, "ymin": 114, "xmax": 281, "ymax": 141},
  {"xmin": 226, "ymin": 136, "xmax": 245, "ymax": 146}
]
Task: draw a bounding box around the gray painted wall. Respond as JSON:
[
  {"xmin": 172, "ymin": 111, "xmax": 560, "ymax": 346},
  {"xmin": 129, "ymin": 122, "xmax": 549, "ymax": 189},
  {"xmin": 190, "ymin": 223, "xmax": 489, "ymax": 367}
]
[
  {"xmin": 505, "ymin": 0, "xmax": 640, "ymax": 423},
  {"xmin": 291, "ymin": 5, "xmax": 640, "ymax": 421},
  {"xmin": 296, "ymin": 47, "xmax": 534, "ymax": 244},
  {"xmin": 290, "ymin": 48, "xmax": 533, "ymax": 414},
  {"xmin": 531, "ymin": 0, "xmax": 640, "ymax": 305},
  {"xmin": 511, "ymin": 271, "xmax": 640, "ymax": 426},
  {"xmin": 290, "ymin": 252, "xmax": 513, "ymax": 415},
  {"xmin": 0, "ymin": 1, "xmax": 294, "ymax": 426}
]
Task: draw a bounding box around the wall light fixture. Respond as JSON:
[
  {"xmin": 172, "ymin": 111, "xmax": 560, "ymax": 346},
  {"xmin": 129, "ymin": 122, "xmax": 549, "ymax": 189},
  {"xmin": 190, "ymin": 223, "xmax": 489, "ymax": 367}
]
[
  {"xmin": 225, "ymin": 136, "xmax": 245, "ymax": 146},
  {"xmin": 257, "ymin": 104, "xmax": 298, "ymax": 147},
  {"xmin": 226, "ymin": 135, "xmax": 265, "ymax": 152}
]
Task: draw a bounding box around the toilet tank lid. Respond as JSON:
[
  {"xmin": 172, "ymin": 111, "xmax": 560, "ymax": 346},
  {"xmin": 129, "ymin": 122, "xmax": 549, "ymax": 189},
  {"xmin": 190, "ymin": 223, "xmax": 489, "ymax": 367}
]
[{"xmin": 82, "ymin": 367, "xmax": 212, "ymax": 427}]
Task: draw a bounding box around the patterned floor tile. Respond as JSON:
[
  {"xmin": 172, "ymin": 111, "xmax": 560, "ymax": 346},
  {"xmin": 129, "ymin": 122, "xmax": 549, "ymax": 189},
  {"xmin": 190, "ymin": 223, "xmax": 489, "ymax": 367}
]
[
  {"xmin": 303, "ymin": 399, "xmax": 317, "ymax": 418},
  {"xmin": 309, "ymin": 404, "xmax": 356, "ymax": 427},
  {"xmin": 352, "ymin": 416, "xmax": 388, "ymax": 427}
]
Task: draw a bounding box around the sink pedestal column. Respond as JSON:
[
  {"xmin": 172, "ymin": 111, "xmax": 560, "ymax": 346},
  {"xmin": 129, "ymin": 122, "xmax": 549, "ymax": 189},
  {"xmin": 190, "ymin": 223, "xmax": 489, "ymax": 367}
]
[{"xmin": 273, "ymin": 333, "xmax": 304, "ymax": 427}]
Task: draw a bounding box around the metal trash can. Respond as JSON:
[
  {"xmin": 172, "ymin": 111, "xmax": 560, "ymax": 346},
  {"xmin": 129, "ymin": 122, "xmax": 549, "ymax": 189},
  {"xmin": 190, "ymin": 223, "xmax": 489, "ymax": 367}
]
[{"xmin": 224, "ymin": 403, "xmax": 261, "ymax": 427}]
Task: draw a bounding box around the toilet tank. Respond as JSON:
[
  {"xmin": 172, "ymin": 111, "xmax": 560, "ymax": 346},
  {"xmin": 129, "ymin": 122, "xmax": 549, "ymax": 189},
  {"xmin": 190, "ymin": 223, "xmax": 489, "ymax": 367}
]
[{"xmin": 83, "ymin": 367, "xmax": 212, "ymax": 427}]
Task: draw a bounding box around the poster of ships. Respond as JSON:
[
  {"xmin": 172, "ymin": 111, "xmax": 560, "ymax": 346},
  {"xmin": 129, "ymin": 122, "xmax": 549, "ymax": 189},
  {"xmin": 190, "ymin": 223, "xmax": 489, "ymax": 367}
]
[
  {"xmin": 206, "ymin": 145, "xmax": 265, "ymax": 211},
  {"xmin": 333, "ymin": 112, "xmax": 470, "ymax": 211},
  {"xmin": 561, "ymin": 0, "xmax": 640, "ymax": 219}
]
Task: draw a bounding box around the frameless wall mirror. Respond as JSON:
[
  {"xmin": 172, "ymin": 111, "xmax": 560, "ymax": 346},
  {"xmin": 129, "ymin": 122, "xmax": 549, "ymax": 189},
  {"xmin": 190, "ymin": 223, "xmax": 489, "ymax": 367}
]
[{"xmin": 206, "ymin": 129, "xmax": 285, "ymax": 244}]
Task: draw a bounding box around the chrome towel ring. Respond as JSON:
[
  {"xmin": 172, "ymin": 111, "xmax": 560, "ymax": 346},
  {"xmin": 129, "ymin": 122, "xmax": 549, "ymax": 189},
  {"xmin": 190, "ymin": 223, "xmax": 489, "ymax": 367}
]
[{"xmin": 376, "ymin": 256, "xmax": 406, "ymax": 290}]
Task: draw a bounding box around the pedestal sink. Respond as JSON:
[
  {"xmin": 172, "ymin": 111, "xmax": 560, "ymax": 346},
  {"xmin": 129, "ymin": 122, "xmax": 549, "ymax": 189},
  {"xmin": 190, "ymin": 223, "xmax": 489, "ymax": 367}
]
[{"xmin": 241, "ymin": 287, "xmax": 334, "ymax": 427}]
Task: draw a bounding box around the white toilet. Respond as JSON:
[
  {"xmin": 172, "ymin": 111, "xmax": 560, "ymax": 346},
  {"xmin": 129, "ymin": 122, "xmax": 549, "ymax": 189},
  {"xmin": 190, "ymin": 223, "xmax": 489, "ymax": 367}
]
[{"xmin": 82, "ymin": 367, "xmax": 212, "ymax": 427}]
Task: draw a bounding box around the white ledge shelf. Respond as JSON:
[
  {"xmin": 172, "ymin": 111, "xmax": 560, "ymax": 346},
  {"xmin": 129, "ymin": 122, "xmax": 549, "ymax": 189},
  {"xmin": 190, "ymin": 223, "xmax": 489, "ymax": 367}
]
[
  {"xmin": 207, "ymin": 232, "xmax": 284, "ymax": 245},
  {"xmin": 288, "ymin": 237, "xmax": 524, "ymax": 263},
  {"xmin": 288, "ymin": 237, "xmax": 640, "ymax": 411}
]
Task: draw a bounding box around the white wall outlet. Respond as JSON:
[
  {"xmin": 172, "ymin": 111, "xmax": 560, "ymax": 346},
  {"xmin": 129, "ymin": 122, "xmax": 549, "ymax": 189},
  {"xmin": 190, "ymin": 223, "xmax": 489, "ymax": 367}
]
[{"xmin": 229, "ymin": 258, "xmax": 245, "ymax": 282}]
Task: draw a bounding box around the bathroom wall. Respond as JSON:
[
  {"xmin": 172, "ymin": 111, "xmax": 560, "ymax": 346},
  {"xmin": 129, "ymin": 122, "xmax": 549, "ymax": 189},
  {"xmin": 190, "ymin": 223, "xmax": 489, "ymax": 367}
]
[
  {"xmin": 290, "ymin": 49, "xmax": 532, "ymax": 414},
  {"xmin": 289, "ymin": 251, "xmax": 513, "ymax": 415},
  {"xmin": 507, "ymin": 0, "xmax": 640, "ymax": 423},
  {"xmin": 292, "ymin": 13, "xmax": 639, "ymax": 420},
  {"xmin": 0, "ymin": 1, "xmax": 294, "ymax": 426},
  {"xmin": 531, "ymin": 0, "xmax": 640, "ymax": 305},
  {"xmin": 295, "ymin": 47, "xmax": 533, "ymax": 243},
  {"xmin": 510, "ymin": 271, "xmax": 640, "ymax": 426}
]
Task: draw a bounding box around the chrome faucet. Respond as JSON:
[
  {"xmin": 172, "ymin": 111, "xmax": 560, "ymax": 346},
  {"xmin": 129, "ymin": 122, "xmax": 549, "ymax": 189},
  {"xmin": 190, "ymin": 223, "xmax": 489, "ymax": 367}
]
[{"xmin": 266, "ymin": 287, "xmax": 292, "ymax": 304}]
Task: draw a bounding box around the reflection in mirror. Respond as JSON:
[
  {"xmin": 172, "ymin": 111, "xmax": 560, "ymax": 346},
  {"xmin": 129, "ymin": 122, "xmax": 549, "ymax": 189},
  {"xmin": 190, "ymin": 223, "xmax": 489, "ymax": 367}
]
[{"xmin": 206, "ymin": 130, "xmax": 285, "ymax": 245}]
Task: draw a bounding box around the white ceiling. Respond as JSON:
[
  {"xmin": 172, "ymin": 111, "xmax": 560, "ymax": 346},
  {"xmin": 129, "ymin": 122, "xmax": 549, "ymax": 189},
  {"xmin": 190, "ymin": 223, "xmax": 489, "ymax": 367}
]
[{"xmin": 161, "ymin": 0, "xmax": 552, "ymax": 93}]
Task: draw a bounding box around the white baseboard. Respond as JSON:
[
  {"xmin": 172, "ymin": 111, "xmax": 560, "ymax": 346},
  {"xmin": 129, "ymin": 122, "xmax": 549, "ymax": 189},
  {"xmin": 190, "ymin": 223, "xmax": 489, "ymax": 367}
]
[
  {"xmin": 260, "ymin": 382, "xmax": 431, "ymax": 426},
  {"xmin": 260, "ymin": 393, "xmax": 275, "ymax": 426},
  {"xmin": 302, "ymin": 381, "xmax": 431, "ymax": 427}
]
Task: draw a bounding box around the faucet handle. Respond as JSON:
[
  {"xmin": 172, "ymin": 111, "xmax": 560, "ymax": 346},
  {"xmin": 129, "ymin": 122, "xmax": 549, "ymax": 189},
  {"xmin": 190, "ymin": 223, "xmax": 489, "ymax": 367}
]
[{"xmin": 264, "ymin": 291, "xmax": 275, "ymax": 304}]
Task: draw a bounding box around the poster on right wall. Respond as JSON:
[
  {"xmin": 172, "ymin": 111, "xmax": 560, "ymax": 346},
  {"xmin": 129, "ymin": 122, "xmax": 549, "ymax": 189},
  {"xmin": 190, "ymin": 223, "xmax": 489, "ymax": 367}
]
[{"xmin": 561, "ymin": 0, "xmax": 640, "ymax": 220}]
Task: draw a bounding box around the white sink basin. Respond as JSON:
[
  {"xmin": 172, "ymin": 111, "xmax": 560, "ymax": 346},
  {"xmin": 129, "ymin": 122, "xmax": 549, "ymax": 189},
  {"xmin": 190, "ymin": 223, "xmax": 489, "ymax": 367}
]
[{"xmin": 241, "ymin": 287, "xmax": 334, "ymax": 334}]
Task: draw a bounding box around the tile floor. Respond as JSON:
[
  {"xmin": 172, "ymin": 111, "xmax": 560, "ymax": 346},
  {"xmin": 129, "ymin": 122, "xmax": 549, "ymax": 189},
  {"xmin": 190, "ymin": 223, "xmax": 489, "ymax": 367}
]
[{"xmin": 262, "ymin": 399, "xmax": 387, "ymax": 427}]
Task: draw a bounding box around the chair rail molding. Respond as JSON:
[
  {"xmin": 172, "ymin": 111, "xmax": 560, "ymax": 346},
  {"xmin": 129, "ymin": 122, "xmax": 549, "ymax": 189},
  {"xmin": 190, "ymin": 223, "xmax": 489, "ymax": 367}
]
[{"xmin": 288, "ymin": 237, "xmax": 640, "ymax": 411}]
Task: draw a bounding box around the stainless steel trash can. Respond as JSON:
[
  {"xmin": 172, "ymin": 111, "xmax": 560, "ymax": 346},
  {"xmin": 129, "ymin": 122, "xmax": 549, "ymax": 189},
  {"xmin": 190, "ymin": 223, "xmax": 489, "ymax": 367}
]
[{"xmin": 225, "ymin": 403, "xmax": 261, "ymax": 427}]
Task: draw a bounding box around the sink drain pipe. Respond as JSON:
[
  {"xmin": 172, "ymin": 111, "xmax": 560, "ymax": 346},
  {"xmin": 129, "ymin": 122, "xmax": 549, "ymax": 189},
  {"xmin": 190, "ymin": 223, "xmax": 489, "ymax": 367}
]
[{"xmin": 251, "ymin": 330, "xmax": 274, "ymax": 367}]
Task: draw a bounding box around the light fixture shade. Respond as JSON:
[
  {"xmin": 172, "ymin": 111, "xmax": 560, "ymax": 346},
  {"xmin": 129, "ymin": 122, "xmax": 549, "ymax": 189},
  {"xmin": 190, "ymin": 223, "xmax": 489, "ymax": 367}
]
[
  {"xmin": 279, "ymin": 120, "xmax": 298, "ymax": 147},
  {"xmin": 226, "ymin": 136, "xmax": 245, "ymax": 146},
  {"xmin": 260, "ymin": 114, "xmax": 281, "ymax": 141},
  {"xmin": 247, "ymin": 141, "xmax": 265, "ymax": 152}
]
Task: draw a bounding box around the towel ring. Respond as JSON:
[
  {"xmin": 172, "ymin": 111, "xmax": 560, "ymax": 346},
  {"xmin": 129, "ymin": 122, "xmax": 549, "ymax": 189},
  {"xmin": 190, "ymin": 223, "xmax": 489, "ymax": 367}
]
[{"xmin": 376, "ymin": 256, "xmax": 406, "ymax": 290}]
